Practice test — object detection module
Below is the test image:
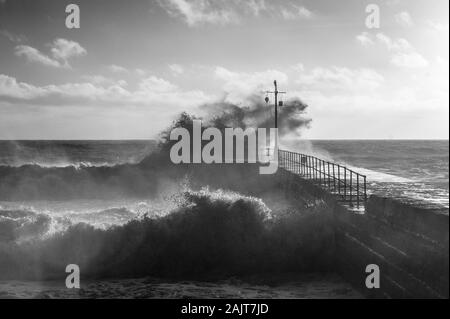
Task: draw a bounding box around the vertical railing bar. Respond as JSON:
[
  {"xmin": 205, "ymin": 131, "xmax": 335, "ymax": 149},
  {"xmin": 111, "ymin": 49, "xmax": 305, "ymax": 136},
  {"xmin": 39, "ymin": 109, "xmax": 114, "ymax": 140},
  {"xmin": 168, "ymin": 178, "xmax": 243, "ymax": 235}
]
[
  {"xmin": 344, "ymin": 168, "xmax": 347, "ymax": 201},
  {"xmin": 332, "ymin": 164, "xmax": 336, "ymax": 193},
  {"xmin": 364, "ymin": 175, "xmax": 367, "ymax": 203},
  {"xmin": 338, "ymin": 165, "xmax": 341, "ymax": 195},
  {"xmin": 357, "ymin": 174, "xmax": 360, "ymax": 209},
  {"xmin": 278, "ymin": 150, "xmax": 367, "ymax": 210},
  {"xmin": 327, "ymin": 162, "xmax": 330, "ymax": 190},
  {"xmin": 350, "ymin": 170, "xmax": 353, "ymax": 206}
]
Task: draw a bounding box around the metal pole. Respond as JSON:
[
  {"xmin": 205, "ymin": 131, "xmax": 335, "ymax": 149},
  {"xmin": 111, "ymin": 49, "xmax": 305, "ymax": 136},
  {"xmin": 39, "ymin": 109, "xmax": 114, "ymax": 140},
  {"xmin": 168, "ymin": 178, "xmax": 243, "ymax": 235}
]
[
  {"xmin": 344, "ymin": 168, "xmax": 347, "ymax": 200},
  {"xmin": 308, "ymin": 156, "xmax": 311, "ymax": 179},
  {"xmin": 338, "ymin": 165, "xmax": 341, "ymax": 194},
  {"xmin": 327, "ymin": 162, "xmax": 330, "ymax": 190},
  {"xmin": 274, "ymin": 80, "xmax": 278, "ymax": 129},
  {"xmin": 350, "ymin": 171, "xmax": 353, "ymax": 205},
  {"xmin": 332, "ymin": 164, "xmax": 336, "ymax": 192},
  {"xmin": 364, "ymin": 176, "xmax": 367, "ymax": 202},
  {"xmin": 357, "ymin": 174, "xmax": 360, "ymax": 209}
]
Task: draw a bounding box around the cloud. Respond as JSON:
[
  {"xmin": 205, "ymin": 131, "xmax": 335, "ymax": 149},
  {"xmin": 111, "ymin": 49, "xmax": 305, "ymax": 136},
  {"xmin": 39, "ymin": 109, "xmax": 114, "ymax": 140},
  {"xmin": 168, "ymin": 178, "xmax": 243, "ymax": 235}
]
[
  {"xmin": 375, "ymin": 33, "xmax": 412, "ymax": 51},
  {"xmin": 80, "ymin": 75, "xmax": 127, "ymax": 87},
  {"xmin": 377, "ymin": 33, "xmax": 429, "ymax": 68},
  {"xmin": 50, "ymin": 38, "xmax": 86, "ymax": 67},
  {"xmin": 135, "ymin": 68, "xmax": 147, "ymax": 76},
  {"xmin": 157, "ymin": 0, "xmax": 314, "ymax": 26},
  {"xmin": 108, "ymin": 64, "xmax": 128, "ymax": 73},
  {"xmin": 427, "ymin": 21, "xmax": 450, "ymax": 34},
  {"xmin": 0, "ymin": 29, "xmax": 26, "ymax": 43},
  {"xmin": 169, "ymin": 64, "xmax": 185, "ymax": 76},
  {"xmin": 214, "ymin": 66, "xmax": 289, "ymax": 103},
  {"xmin": 158, "ymin": 0, "xmax": 238, "ymax": 26},
  {"xmin": 14, "ymin": 45, "xmax": 62, "ymax": 68},
  {"xmin": 395, "ymin": 11, "xmax": 414, "ymax": 28},
  {"xmin": 356, "ymin": 32, "xmax": 375, "ymax": 46},
  {"xmin": 14, "ymin": 38, "xmax": 86, "ymax": 68},
  {"xmin": 281, "ymin": 5, "xmax": 313, "ymax": 20},
  {"xmin": 358, "ymin": 32, "xmax": 429, "ymax": 68},
  {"xmin": 0, "ymin": 73, "xmax": 212, "ymax": 111},
  {"xmin": 390, "ymin": 52, "xmax": 429, "ymax": 68},
  {"xmin": 246, "ymin": 0, "xmax": 267, "ymax": 16},
  {"xmin": 296, "ymin": 67, "xmax": 384, "ymax": 91},
  {"xmin": 138, "ymin": 76, "xmax": 178, "ymax": 93}
]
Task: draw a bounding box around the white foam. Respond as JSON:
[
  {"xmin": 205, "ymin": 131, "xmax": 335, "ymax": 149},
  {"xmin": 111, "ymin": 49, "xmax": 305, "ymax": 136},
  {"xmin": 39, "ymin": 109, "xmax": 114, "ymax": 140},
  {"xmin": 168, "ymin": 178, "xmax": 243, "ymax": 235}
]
[{"xmin": 345, "ymin": 166, "xmax": 414, "ymax": 183}]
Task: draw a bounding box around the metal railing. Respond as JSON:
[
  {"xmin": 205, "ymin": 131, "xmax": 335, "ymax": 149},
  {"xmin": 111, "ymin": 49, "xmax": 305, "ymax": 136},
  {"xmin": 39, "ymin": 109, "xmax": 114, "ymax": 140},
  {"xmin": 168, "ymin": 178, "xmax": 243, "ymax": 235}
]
[{"xmin": 278, "ymin": 150, "xmax": 367, "ymax": 209}]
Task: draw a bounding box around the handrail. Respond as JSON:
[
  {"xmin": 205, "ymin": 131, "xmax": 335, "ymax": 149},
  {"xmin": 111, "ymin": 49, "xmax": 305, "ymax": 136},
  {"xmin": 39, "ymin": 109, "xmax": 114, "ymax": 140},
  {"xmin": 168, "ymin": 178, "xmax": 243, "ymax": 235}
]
[{"xmin": 278, "ymin": 150, "xmax": 368, "ymax": 209}]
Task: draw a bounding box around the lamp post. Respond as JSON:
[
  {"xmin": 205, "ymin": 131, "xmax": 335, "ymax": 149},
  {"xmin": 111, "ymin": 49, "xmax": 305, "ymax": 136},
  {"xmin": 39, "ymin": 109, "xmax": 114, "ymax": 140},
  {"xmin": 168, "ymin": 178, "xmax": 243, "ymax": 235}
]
[{"xmin": 265, "ymin": 80, "xmax": 286, "ymax": 129}]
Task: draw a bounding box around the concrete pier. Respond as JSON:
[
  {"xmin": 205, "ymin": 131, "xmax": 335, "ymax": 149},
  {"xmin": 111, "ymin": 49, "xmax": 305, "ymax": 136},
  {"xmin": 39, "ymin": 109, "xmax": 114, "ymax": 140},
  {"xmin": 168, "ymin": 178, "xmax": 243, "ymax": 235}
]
[{"xmin": 278, "ymin": 168, "xmax": 449, "ymax": 299}]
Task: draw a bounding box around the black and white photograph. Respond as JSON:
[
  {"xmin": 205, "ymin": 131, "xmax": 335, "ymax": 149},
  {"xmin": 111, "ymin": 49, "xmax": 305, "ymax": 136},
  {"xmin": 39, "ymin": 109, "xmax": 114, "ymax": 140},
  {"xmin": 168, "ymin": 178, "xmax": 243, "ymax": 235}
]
[{"xmin": 0, "ymin": 0, "xmax": 448, "ymax": 305}]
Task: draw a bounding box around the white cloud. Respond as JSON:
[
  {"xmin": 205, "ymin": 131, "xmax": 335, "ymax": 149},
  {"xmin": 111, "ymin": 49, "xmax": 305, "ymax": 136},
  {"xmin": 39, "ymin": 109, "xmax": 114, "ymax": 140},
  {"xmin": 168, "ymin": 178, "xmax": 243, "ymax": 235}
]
[
  {"xmin": 358, "ymin": 32, "xmax": 429, "ymax": 68},
  {"xmin": 281, "ymin": 5, "xmax": 313, "ymax": 20},
  {"xmin": 390, "ymin": 52, "xmax": 429, "ymax": 68},
  {"xmin": 138, "ymin": 76, "xmax": 178, "ymax": 93},
  {"xmin": 395, "ymin": 11, "xmax": 414, "ymax": 28},
  {"xmin": 356, "ymin": 32, "xmax": 374, "ymax": 46},
  {"xmin": 376, "ymin": 33, "xmax": 412, "ymax": 51},
  {"xmin": 214, "ymin": 66, "xmax": 289, "ymax": 103},
  {"xmin": 135, "ymin": 68, "xmax": 147, "ymax": 76},
  {"xmin": 81, "ymin": 75, "xmax": 127, "ymax": 87},
  {"xmin": 296, "ymin": 67, "xmax": 384, "ymax": 91},
  {"xmin": 158, "ymin": 0, "xmax": 238, "ymax": 26},
  {"xmin": 0, "ymin": 74, "xmax": 45, "ymax": 99},
  {"xmin": 427, "ymin": 21, "xmax": 449, "ymax": 32},
  {"xmin": 246, "ymin": 0, "xmax": 266, "ymax": 16},
  {"xmin": 108, "ymin": 64, "xmax": 128, "ymax": 73},
  {"xmin": 377, "ymin": 33, "xmax": 429, "ymax": 68},
  {"xmin": 0, "ymin": 73, "xmax": 212, "ymax": 110},
  {"xmin": 14, "ymin": 45, "xmax": 61, "ymax": 68},
  {"xmin": 50, "ymin": 38, "xmax": 86, "ymax": 67},
  {"xmin": 169, "ymin": 64, "xmax": 185, "ymax": 76},
  {"xmin": 157, "ymin": 0, "xmax": 313, "ymax": 26},
  {"xmin": 14, "ymin": 38, "xmax": 86, "ymax": 68},
  {"xmin": 0, "ymin": 29, "xmax": 26, "ymax": 43}
]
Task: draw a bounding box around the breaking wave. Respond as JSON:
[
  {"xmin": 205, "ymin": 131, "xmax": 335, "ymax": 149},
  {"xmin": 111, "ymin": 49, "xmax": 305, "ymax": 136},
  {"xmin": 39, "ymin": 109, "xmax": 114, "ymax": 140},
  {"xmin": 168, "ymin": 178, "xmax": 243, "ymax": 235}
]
[{"xmin": 0, "ymin": 188, "xmax": 335, "ymax": 281}]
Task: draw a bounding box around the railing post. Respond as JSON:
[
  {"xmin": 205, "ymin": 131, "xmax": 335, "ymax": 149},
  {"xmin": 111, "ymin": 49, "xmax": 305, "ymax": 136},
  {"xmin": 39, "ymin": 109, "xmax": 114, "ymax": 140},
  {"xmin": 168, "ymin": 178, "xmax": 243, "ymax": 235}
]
[
  {"xmin": 350, "ymin": 171, "xmax": 353, "ymax": 206},
  {"xmin": 309, "ymin": 156, "xmax": 312, "ymax": 179},
  {"xmin": 291, "ymin": 152, "xmax": 293, "ymax": 172},
  {"xmin": 357, "ymin": 174, "xmax": 360, "ymax": 209},
  {"xmin": 322, "ymin": 160, "xmax": 325, "ymax": 187},
  {"xmin": 279, "ymin": 149, "xmax": 368, "ymax": 210},
  {"xmin": 364, "ymin": 175, "xmax": 367, "ymax": 203},
  {"xmin": 289, "ymin": 152, "xmax": 291, "ymax": 171},
  {"xmin": 333, "ymin": 163, "xmax": 336, "ymax": 193},
  {"xmin": 319, "ymin": 159, "xmax": 322, "ymax": 184},
  {"xmin": 307, "ymin": 156, "xmax": 310, "ymax": 179},
  {"xmin": 344, "ymin": 168, "xmax": 347, "ymax": 201},
  {"xmin": 327, "ymin": 162, "xmax": 331, "ymax": 190},
  {"xmin": 313, "ymin": 158, "xmax": 316, "ymax": 180},
  {"xmin": 316, "ymin": 158, "xmax": 319, "ymax": 183},
  {"xmin": 306, "ymin": 156, "xmax": 309, "ymax": 178},
  {"xmin": 338, "ymin": 165, "xmax": 341, "ymax": 194}
]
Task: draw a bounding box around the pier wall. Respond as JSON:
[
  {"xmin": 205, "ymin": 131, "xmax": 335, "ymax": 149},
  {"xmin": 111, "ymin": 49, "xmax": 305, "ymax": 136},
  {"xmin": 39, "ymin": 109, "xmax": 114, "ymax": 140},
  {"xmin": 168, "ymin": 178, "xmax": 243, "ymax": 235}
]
[{"xmin": 279, "ymin": 169, "xmax": 449, "ymax": 299}]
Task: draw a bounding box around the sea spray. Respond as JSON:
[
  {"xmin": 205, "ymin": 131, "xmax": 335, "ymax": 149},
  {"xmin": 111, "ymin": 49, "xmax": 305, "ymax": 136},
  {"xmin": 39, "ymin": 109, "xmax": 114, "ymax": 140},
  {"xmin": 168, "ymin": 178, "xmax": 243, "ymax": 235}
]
[{"xmin": 0, "ymin": 187, "xmax": 335, "ymax": 281}]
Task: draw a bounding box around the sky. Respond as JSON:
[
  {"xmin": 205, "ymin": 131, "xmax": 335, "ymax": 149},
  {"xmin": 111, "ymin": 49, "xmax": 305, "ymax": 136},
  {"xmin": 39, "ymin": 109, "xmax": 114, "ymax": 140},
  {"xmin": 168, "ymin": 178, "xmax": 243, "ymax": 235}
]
[{"xmin": 0, "ymin": 0, "xmax": 448, "ymax": 140}]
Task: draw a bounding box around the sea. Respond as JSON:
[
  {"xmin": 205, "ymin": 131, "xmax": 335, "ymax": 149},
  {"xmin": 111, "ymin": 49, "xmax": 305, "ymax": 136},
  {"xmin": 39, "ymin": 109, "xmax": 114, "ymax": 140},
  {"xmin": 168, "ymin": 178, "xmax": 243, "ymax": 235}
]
[{"xmin": 0, "ymin": 139, "xmax": 448, "ymax": 298}]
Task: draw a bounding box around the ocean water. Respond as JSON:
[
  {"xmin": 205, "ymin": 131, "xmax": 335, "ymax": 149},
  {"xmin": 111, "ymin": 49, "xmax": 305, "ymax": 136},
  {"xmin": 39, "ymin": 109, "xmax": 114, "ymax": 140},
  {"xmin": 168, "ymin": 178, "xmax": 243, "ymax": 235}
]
[
  {"xmin": 0, "ymin": 140, "xmax": 156, "ymax": 168},
  {"xmin": 0, "ymin": 139, "xmax": 447, "ymax": 297},
  {"xmin": 291, "ymin": 140, "xmax": 449, "ymax": 208},
  {"xmin": 0, "ymin": 139, "xmax": 448, "ymax": 209}
]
